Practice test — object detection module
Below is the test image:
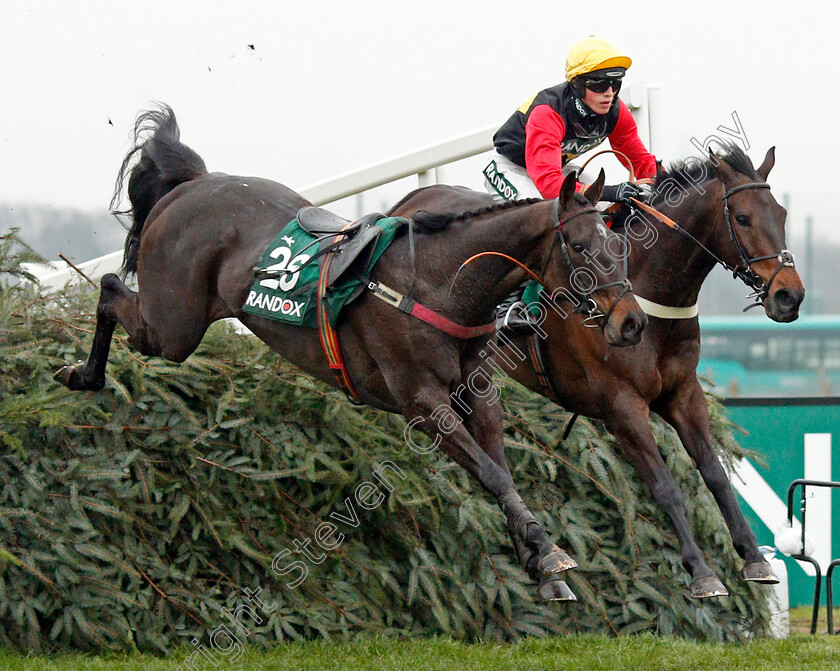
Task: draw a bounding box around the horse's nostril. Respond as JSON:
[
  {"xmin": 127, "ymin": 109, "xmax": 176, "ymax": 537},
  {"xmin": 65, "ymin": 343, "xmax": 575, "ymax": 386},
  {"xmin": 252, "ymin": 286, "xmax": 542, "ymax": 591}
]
[
  {"xmin": 621, "ymin": 314, "xmax": 644, "ymax": 341},
  {"xmin": 774, "ymin": 289, "xmax": 795, "ymax": 311}
]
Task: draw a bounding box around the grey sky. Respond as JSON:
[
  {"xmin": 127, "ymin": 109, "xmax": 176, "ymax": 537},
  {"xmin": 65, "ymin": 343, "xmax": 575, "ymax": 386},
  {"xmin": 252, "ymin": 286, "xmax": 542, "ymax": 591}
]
[{"xmin": 3, "ymin": 1, "xmax": 839, "ymax": 256}]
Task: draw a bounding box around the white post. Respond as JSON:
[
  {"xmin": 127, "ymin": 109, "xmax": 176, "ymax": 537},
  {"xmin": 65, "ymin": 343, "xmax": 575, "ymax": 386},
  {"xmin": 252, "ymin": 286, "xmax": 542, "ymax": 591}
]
[
  {"xmin": 417, "ymin": 169, "xmax": 436, "ymax": 187},
  {"xmin": 804, "ymin": 433, "xmax": 833, "ymax": 572},
  {"xmin": 625, "ymin": 82, "xmax": 649, "ymax": 150},
  {"xmin": 646, "ymin": 85, "xmax": 662, "ymax": 157},
  {"xmin": 299, "ymin": 124, "xmax": 495, "ymax": 206}
]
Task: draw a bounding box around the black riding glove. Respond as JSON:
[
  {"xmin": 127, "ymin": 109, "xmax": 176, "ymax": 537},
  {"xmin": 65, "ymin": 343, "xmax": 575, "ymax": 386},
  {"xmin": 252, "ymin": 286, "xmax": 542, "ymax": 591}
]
[{"xmin": 600, "ymin": 182, "xmax": 651, "ymax": 204}]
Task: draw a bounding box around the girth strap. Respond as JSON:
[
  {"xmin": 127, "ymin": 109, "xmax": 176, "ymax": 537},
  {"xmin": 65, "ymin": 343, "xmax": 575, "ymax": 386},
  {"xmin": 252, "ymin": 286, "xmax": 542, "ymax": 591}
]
[
  {"xmin": 526, "ymin": 331, "xmax": 559, "ymax": 403},
  {"xmin": 316, "ymin": 221, "xmax": 363, "ymax": 404},
  {"xmin": 523, "ymin": 313, "xmax": 576, "ymax": 441}
]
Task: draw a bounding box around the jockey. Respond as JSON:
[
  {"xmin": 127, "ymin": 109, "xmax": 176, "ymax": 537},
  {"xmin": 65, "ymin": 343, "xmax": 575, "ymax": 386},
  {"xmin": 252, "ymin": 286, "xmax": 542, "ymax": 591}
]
[{"xmin": 485, "ymin": 35, "xmax": 657, "ymax": 331}]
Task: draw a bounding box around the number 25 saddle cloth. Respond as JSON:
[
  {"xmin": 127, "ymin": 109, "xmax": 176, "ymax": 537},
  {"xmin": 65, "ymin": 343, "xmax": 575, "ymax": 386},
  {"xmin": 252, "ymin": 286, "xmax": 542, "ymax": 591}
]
[{"xmin": 242, "ymin": 207, "xmax": 407, "ymax": 328}]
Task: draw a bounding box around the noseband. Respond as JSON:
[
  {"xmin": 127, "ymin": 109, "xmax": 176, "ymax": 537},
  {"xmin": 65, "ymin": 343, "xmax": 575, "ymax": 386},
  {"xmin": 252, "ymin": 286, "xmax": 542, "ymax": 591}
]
[
  {"xmin": 721, "ymin": 182, "xmax": 796, "ymax": 310},
  {"xmin": 548, "ymin": 199, "xmax": 632, "ymax": 329}
]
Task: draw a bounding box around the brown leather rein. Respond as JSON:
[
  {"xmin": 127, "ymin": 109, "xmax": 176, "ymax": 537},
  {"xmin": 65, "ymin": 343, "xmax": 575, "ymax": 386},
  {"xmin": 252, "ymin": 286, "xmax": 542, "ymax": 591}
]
[{"xmin": 579, "ymin": 148, "xmax": 794, "ymax": 311}]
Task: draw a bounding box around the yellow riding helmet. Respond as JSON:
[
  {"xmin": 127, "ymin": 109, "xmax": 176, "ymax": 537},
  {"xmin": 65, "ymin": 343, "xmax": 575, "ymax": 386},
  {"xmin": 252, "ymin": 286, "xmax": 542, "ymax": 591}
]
[{"xmin": 565, "ymin": 36, "xmax": 632, "ymax": 81}]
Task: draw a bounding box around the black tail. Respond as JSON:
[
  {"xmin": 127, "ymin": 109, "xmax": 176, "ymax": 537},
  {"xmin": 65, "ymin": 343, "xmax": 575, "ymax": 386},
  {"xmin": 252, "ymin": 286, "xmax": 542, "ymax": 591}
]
[{"xmin": 111, "ymin": 104, "xmax": 207, "ymax": 275}]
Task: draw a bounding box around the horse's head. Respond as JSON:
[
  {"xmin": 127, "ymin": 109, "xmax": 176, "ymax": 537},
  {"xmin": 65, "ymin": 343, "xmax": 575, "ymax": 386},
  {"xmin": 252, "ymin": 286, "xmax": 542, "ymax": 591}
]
[
  {"xmin": 545, "ymin": 170, "xmax": 647, "ymax": 346},
  {"xmin": 711, "ymin": 147, "xmax": 805, "ymax": 322}
]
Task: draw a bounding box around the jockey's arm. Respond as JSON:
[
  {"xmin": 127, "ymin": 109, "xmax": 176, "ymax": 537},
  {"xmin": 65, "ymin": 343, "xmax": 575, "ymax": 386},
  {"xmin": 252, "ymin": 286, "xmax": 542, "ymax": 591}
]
[{"xmin": 523, "ymin": 105, "xmax": 585, "ymax": 199}]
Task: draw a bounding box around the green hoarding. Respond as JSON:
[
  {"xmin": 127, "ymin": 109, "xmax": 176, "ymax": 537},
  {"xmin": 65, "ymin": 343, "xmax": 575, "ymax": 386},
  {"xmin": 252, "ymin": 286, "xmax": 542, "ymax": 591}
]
[{"xmin": 724, "ymin": 399, "xmax": 840, "ymax": 607}]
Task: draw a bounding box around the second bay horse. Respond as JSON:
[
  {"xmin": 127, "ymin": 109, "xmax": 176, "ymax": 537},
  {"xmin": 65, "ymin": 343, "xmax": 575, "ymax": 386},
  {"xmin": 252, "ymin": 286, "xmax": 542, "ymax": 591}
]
[{"xmin": 388, "ymin": 144, "xmax": 804, "ymax": 599}]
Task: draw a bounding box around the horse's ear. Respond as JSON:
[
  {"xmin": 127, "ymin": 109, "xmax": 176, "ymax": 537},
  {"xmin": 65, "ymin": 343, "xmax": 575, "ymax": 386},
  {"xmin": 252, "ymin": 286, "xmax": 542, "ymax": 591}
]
[
  {"xmin": 655, "ymin": 160, "xmax": 665, "ymax": 182},
  {"xmin": 710, "ymin": 148, "xmax": 735, "ymax": 182},
  {"xmin": 757, "ymin": 146, "xmax": 776, "ymax": 180},
  {"xmin": 559, "ymin": 170, "xmax": 577, "ymax": 208},
  {"xmin": 584, "ymin": 168, "xmax": 606, "ymax": 204}
]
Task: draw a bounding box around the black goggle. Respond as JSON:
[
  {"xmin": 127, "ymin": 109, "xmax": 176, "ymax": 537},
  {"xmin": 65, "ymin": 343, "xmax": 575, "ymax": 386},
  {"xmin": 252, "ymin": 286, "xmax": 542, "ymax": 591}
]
[{"xmin": 582, "ymin": 77, "xmax": 623, "ymax": 94}]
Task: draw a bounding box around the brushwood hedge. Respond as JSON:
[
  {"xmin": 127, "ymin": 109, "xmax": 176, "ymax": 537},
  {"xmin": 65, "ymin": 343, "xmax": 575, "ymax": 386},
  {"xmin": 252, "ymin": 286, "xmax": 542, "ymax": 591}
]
[{"xmin": 0, "ymin": 233, "xmax": 770, "ymax": 653}]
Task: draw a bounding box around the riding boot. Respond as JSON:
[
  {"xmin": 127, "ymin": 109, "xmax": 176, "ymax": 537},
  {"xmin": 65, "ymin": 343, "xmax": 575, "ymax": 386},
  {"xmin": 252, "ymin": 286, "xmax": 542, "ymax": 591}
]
[{"xmin": 496, "ymin": 285, "xmax": 536, "ymax": 334}]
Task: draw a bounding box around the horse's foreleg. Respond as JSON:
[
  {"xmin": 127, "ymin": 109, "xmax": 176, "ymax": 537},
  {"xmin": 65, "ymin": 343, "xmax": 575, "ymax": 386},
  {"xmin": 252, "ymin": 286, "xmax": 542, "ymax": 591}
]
[
  {"xmin": 659, "ymin": 381, "xmax": 778, "ymax": 584},
  {"xmin": 408, "ymin": 404, "xmax": 575, "ymax": 601},
  {"xmin": 398, "ymin": 358, "xmax": 575, "ymax": 603},
  {"xmin": 55, "ymin": 273, "xmax": 135, "ymax": 391},
  {"xmin": 497, "ymin": 490, "xmax": 578, "ymax": 602},
  {"xmin": 608, "ymin": 395, "xmax": 728, "ymax": 598},
  {"xmin": 459, "ymin": 383, "xmax": 576, "ymax": 590}
]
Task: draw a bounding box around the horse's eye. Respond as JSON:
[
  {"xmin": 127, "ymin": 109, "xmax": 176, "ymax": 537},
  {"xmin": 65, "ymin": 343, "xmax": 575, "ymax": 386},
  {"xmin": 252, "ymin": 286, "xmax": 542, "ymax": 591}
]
[
  {"xmin": 571, "ymin": 243, "xmax": 586, "ymax": 253},
  {"xmin": 735, "ymin": 214, "xmax": 751, "ymax": 227}
]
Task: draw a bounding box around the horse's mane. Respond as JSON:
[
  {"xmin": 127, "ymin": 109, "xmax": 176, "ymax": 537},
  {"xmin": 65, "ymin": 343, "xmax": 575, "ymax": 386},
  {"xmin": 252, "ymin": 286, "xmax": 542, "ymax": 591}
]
[
  {"xmin": 411, "ymin": 197, "xmax": 544, "ymax": 233},
  {"xmin": 654, "ymin": 141, "xmax": 756, "ymax": 198}
]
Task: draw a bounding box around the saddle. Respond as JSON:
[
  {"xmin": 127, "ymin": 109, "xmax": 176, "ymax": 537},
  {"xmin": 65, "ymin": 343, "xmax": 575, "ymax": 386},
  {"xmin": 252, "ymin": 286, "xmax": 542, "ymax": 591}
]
[
  {"xmin": 296, "ymin": 206, "xmax": 386, "ymax": 286},
  {"xmin": 298, "ymin": 206, "xmax": 365, "ymax": 235}
]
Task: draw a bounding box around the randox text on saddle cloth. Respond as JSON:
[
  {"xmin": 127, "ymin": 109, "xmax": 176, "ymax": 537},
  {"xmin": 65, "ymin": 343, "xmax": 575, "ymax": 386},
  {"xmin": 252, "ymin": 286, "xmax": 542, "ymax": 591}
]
[{"xmin": 243, "ymin": 216, "xmax": 406, "ymax": 328}]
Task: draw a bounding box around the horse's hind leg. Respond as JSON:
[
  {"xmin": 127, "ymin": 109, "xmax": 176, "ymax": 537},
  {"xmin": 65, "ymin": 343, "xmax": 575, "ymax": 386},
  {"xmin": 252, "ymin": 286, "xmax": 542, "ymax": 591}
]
[
  {"xmin": 659, "ymin": 381, "xmax": 778, "ymax": 584},
  {"xmin": 56, "ymin": 271, "xmax": 206, "ymax": 391},
  {"xmin": 56, "ymin": 273, "xmax": 134, "ymax": 391}
]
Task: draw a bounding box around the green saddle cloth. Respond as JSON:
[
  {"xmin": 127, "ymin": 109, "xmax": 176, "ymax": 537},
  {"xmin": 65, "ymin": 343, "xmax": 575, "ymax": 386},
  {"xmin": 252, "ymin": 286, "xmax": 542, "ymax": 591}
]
[{"xmin": 242, "ymin": 215, "xmax": 406, "ymax": 328}]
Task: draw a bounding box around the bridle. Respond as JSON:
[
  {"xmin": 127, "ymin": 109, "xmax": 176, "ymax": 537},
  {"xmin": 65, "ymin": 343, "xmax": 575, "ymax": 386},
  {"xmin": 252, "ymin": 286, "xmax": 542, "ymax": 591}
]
[
  {"xmin": 721, "ymin": 181, "xmax": 796, "ymax": 310},
  {"xmin": 547, "ymin": 199, "xmax": 632, "ymax": 328},
  {"xmin": 630, "ymin": 179, "xmax": 795, "ymax": 312},
  {"xmin": 583, "ymin": 148, "xmax": 795, "ymax": 311}
]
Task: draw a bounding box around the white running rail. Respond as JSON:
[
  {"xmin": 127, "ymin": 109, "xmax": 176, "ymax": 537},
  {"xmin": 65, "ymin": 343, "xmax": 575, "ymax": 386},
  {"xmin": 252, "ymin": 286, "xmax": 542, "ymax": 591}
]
[{"xmin": 299, "ymin": 124, "xmax": 497, "ymax": 206}]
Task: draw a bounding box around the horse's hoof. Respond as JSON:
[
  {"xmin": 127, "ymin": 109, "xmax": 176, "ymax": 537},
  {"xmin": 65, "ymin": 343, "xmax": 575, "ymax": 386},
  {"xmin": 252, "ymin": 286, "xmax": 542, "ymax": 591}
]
[
  {"xmin": 741, "ymin": 561, "xmax": 779, "ymax": 584},
  {"xmin": 691, "ymin": 576, "xmax": 729, "ymax": 599},
  {"xmin": 538, "ymin": 544, "xmax": 577, "ymax": 575},
  {"xmin": 54, "ymin": 362, "xmax": 102, "ymax": 391},
  {"xmin": 54, "ymin": 363, "xmax": 82, "ymax": 389},
  {"xmin": 537, "ymin": 574, "xmax": 577, "ymax": 602}
]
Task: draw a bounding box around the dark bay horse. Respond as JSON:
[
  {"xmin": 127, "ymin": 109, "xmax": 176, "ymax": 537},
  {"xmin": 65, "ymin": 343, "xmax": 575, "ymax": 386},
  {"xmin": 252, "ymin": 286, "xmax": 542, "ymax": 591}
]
[
  {"xmin": 55, "ymin": 105, "xmax": 647, "ymax": 602},
  {"xmin": 388, "ymin": 144, "xmax": 805, "ymax": 600}
]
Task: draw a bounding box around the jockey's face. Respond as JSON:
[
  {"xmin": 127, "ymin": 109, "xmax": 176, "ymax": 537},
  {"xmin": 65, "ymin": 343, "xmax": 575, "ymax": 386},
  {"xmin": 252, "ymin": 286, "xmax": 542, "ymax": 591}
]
[{"xmin": 582, "ymin": 85, "xmax": 617, "ymax": 115}]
